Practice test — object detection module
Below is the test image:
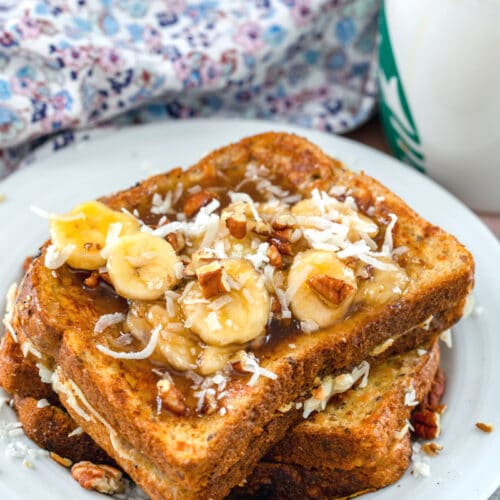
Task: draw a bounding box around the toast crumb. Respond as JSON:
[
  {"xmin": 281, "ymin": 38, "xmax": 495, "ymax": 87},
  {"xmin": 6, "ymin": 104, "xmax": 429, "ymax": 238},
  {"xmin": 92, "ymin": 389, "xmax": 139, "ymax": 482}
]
[{"xmin": 476, "ymin": 422, "xmax": 494, "ymax": 433}]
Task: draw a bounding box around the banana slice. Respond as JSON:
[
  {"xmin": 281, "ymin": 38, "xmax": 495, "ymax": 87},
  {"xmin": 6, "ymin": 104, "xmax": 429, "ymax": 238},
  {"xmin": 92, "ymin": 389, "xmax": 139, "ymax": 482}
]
[
  {"xmin": 107, "ymin": 233, "xmax": 180, "ymax": 300},
  {"xmin": 357, "ymin": 260, "xmax": 409, "ymax": 306},
  {"xmin": 49, "ymin": 201, "xmax": 140, "ymax": 270},
  {"xmin": 125, "ymin": 302, "xmax": 199, "ymax": 371},
  {"xmin": 291, "ymin": 198, "xmax": 378, "ymax": 239},
  {"xmin": 181, "ymin": 258, "xmax": 270, "ymax": 346},
  {"xmin": 287, "ymin": 249, "xmax": 357, "ymax": 328}
]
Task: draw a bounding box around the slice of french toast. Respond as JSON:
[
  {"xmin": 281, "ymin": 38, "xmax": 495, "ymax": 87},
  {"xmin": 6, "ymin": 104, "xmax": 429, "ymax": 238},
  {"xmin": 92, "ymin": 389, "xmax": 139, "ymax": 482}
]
[
  {"xmin": 10, "ymin": 132, "xmax": 473, "ymax": 499},
  {"xmin": 234, "ymin": 343, "xmax": 441, "ymax": 499},
  {"xmin": 0, "ymin": 330, "xmax": 439, "ymax": 499}
]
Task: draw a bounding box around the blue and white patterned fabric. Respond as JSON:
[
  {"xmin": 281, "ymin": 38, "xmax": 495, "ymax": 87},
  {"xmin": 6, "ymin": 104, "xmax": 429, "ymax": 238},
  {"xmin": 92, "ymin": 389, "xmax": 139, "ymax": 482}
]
[{"xmin": 0, "ymin": 0, "xmax": 380, "ymax": 177}]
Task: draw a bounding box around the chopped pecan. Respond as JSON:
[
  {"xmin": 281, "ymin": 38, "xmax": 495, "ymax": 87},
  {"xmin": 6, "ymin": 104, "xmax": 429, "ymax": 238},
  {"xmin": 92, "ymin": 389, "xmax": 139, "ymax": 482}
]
[
  {"xmin": 267, "ymin": 244, "xmax": 283, "ymax": 269},
  {"xmin": 196, "ymin": 261, "xmax": 231, "ymax": 299},
  {"xmin": 269, "ymin": 236, "xmax": 293, "ymax": 256},
  {"xmin": 157, "ymin": 379, "xmax": 187, "ymax": 416},
  {"xmin": 71, "ymin": 461, "xmax": 125, "ymax": 494},
  {"xmin": 410, "ymin": 409, "xmax": 441, "ymax": 439},
  {"xmin": 476, "ymin": 422, "xmax": 494, "ymax": 433},
  {"xmin": 422, "ymin": 368, "xmax": 446, "ymax": 411},
  {"xmin": 183, "ymin": 190, "xmax": 217, "ymax": 218},
  {"xmin": 251, "ymin": 220, "xmax": 271, "ymax": 236},
  {"xmin": 307, "ymin": 274, "xmax": 355, "ymax": 305},
  {"xmin": 84, "ymin": 271, "xmax": 100, "ymax": 289},
  {"xmin": 166, "ymin": 232, "xmax": 185, "ymax": 253},
  {"xmin": 421, "ymin": 442, "xmax": 443, "ymax": 456},
  {"xmin": 226, "ymin": 213, "xmax": 247, "ymax": 239},
  {"xmin": 270, "ymin": 295, "xmax": 282, "ymax": 314},
  {"xmin": 50, "ymin": 451, "xmax": 72, "ymax": 468}
]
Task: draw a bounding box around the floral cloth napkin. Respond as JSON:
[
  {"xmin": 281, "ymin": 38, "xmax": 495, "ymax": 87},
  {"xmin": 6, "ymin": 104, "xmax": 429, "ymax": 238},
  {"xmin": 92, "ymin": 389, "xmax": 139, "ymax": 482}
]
[{"xmin": 0, "ymin": 0, "xmax": 380, "ymax": 178}]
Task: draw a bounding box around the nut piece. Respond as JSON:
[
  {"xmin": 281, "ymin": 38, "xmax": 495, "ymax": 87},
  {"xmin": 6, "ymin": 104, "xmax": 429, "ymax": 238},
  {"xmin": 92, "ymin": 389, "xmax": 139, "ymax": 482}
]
[
  {"xmin": 183, "ymin": 190, "xmax": 216, "ymax": 218},
  {"xmin": 476, "ymin": 422, "xmax": 494, "ymax": 433},
  {"xmin": 307, "ymin": 274, "xmax": 355, "ymax": 306},
  {"xmin": 166, "ymin": 232, "xmax": 185, "ymax": 253},
  {"xmin": 421, "ymin": 442, "xmax": 443, "ymax": 456},
  {"xmin": 84, "ymin": 271, "xmax": 100, "ymax": 289},
  {"xmin": 157, "ymin": 378, "xmax": 187, "ymax": 415},
  {"xmin": 268, "ymin": 236, "xmax": 293, "ymax": 256},
  {"xmin": 50, "ymin": 451, "xmax": 73, "ymax": 468},
  {"xmin": 226, "ymin": 213, "xmax": 247, "ymax": 239},
  {"xmin": 23, "ymin": 256, "xmax": 33, "ymax": 272},
  {"xmin": 411, "ymin": 409, "xmax": 441, "ymax": 440},
  {"xmin": 267, "ymin": 244, "xmax": 283, "ymax": 269},
  {"xmin": 423, "ymin": 368, "xmax": 446, "ymax": 411},
  {"xmin": 196, "ymin": 261, "xmax": 231, "ymax": 299},
  {"xmin": 71, "ymin": 461, "xmax": 125, "ymax": 495}
]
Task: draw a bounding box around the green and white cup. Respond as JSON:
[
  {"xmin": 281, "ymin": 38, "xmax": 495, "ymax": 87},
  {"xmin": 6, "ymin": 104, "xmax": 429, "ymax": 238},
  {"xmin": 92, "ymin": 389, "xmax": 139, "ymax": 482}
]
[{"xmin": 378, "ymin": 0, "xmax": 500, "ymax": 212}]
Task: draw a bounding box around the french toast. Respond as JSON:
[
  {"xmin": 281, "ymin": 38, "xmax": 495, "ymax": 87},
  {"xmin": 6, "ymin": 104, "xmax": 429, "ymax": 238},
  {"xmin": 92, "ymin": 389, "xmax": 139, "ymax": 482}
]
[
  {"xmin": 8, "ymin": 132, "xmax": 473, "ymax": 498},
  {"xmin": 1, "ymin": 326, "xmax": 440, "ymax": 498},
  {"xmin": 235, "ymin": 342, "xmax": 441, "ymax": 499}
]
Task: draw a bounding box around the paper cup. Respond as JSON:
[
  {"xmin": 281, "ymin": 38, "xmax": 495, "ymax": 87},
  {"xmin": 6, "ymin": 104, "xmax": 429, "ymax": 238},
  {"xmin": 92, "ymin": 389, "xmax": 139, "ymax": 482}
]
[{"xmin": 378, "ymin": 0, "xmax": 500, "ymax": 212}]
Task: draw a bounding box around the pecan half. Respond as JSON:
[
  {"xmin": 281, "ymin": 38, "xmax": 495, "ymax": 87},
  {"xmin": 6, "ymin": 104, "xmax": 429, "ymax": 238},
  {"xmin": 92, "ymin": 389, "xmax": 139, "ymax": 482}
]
[
  {"xmin": 71, "ymin": 461, "xmax": 125, "ymax": 494},
  {"xmin": 267, "ymin": 244, "xmax": 283, "ymax": 269},
  {"xmin": 226, "ymin": 213, "xmax": 247, "ymax": 239},
  {"xmin": 196, "ymin": 261, "xmax": 231, "ymax": 299},
  {"xmin": 307, "ymin": 274, "xmax": 355, "ymax": 305},
  {"xmin": 157, "ymin": 379, "xmax": 187, "ymax": 416},
  {"xmin": 411, "ymin": 409, "xmax": 441, "ymax": 440},
  {"xmin": 183, "ymin": 190, "xmax": 217, "ymax": 218}
]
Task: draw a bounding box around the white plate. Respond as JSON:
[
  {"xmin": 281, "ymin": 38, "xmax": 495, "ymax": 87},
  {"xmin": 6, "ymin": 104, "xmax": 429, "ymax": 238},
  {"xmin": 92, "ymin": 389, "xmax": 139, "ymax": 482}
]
[{"xmin": 0, "ymin": 119, "xmax": 499, "ymax": 500}]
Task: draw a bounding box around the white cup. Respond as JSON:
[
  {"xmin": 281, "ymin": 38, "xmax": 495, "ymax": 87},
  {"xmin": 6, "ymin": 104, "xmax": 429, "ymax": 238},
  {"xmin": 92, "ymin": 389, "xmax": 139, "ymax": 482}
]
[{"xmin": 379, "ymin": 0, "xmax": 500, "ymax": 212}]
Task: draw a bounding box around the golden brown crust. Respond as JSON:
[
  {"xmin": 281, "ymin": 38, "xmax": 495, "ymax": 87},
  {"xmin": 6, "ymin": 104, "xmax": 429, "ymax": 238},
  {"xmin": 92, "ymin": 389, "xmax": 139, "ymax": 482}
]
[
  {"xmin": 265, "ymin": 342, "xmax": 440, "ymax": 470},
  {"xmin": 231, "ymin": 438, "xmax": 411, "ymax": 500},
  {"xmin": 13, "ymin": 395, "xmax": 112, "ymax": 465},
  {"xmin": 12, "ymin": 132, "xmax": 474, "ymax": 498}
]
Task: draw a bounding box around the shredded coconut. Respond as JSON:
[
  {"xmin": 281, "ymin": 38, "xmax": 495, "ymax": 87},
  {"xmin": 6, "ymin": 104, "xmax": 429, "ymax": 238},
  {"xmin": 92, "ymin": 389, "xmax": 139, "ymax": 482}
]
[
  {"xmin": 36, "ymin": 399, "xmax": 50, "ymax": 409},
  {"xmin": 100, "ymin": 222, "xmax": 123, "ymax": 259},
  {"xmin": 439, "ymin": 329, "xmax": 453, "ymax": 349},
  {"xmin": 30, "ymin": 205, "xmax": 85, "ymax": 222},
  {"xmin": 300, "ymin": 319, "xmax": 319, "ymax": 334},
  {"xmin": 44, "ymin": 243, "xmax": 75, "ymax": 270},
  {"xmin": 96, "ymin": 324, "xmax": 161, "ymax": 360},
  {"xmin": 404, "ymin": 384, "xmax": 419, "ymax": 407},
  {"xmin": 94, "ymin": 312, "xmax": 125, "ymax": 334},
  {"xmin": 2, "ymin": 282, "xmax": 18, "ymax": 342},
  {"xmin": 411, "ymin": 442, "xmax": 431, "ymax": 478},
  {"xmin": 238, "ymin": 352, "xmax": 278, "ymax": 387},
  {"xmin": 303, "ymin": 361, "xmax": 370, "ymax": 418},
  {"xmin": 68, "ymin": 427, "xmax": 84, "ymax": 437}
]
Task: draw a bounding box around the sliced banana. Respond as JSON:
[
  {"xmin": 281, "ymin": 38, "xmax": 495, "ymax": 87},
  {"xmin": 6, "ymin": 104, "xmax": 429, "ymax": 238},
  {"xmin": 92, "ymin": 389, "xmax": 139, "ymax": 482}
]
[
  {"xmin": 287, "ymin": 249, "xmax": 357, "ymax": 328},
  {"xmin": 49, "ymin": 201, "xmax": 140, "ymax": 270},
  {"xmin": 107, "ymin": 233, "xmax": 180, "ymax": 300},
  {"xmin": 125, "ymin": 302, "xmax": 199, "ymax": 371},
  {"xmin": 291, "ymin": 198, "xmax": 378, "ymax": 239},
  {"xmin": 357, "ymin": 260, "xmax": 409, "ymax": 306},
  {"xmin": 181, "ymin": 258, "xmax": 270, "ymax": 346}
]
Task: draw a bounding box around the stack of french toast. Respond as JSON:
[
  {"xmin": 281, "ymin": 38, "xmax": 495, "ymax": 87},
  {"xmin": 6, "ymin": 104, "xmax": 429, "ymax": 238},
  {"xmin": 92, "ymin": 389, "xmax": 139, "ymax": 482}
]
[{"xmin": 0, "ymin": 133, "xmax": 473, "ymax": 499}]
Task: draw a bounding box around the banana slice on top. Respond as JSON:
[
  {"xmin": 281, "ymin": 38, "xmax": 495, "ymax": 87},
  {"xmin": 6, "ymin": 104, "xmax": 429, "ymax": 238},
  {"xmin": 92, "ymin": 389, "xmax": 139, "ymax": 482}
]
[
  {"xmin": 49, "ymin": 201, "xmax": 140, "ymax": 270},
  {"xmin": 107, "ymin": 233, "xmax": 180, "ymax": 300},
  {"xmin": 287, "ymin": 249, "xmax": 357, "ymax": 328},
  {"xmin": 181, "ymin": 258, "xmax": 270, "ymax": 346}
]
